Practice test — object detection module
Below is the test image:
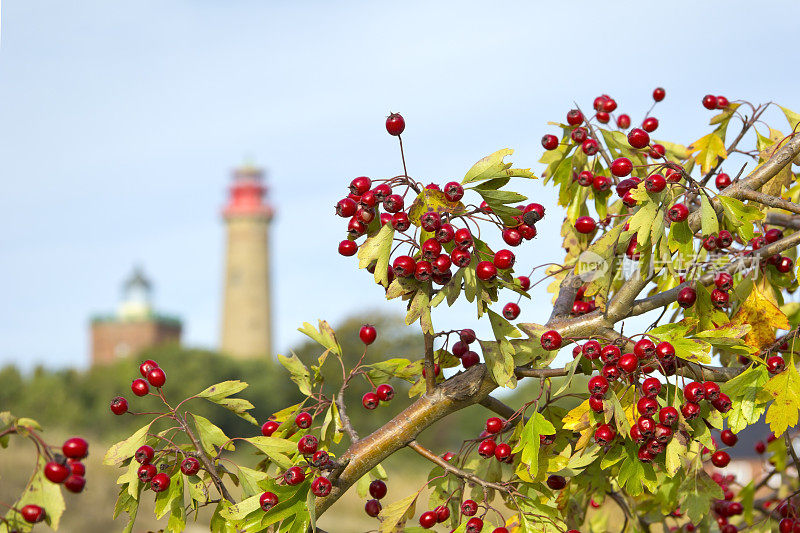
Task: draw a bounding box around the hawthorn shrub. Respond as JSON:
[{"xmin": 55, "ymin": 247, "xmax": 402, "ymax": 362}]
[{"xmin": 5, "ymin": 90, "xmax": 800, "ymax": 533}]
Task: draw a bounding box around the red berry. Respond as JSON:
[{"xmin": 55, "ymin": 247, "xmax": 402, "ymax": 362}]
[
  {"xmin": 139, "ymin": 359, "xmax": 158, "ymax": 377},
  {"xmin": 642, "ymin": 117, "xmax": 659, "ymax": 133},
  {"xmin": 634, "ymin": 339, "xmax": 655, "ymax": 359},
  {"xmin": 338, "ymin": 240, "xmax": 357, "ymax": 256},
  {"xmin": 581, "ymin": 139, "xmax": 599, "ymax": 155},
  {"xmin": 261, "ymin": 420, "xmax": 279, "ymax": 436},
  {"xmin": 110, "ymin": 396, "xmax": 128, "ymax": 415},
  {"xmin": 594, "ymin": 423, "xmax": 616, "ymax": 446},
  {"xmin": 461, "ymin": 499, "xmax": 478, "ymax": 516},
  {"xmin": 284, "ymin": 466, "xmax": 305, "ymax": 486},
  {"xmin": 369, "ymin": 479, "xmax": 387, "ymax": 499},
  {"xmin": 451, "ymin": 248, "xmax": 471, "ymax": 268},
  {"xmin": 486, "ymin": 417, "xmax": 504, "ymax": 434},
  {"xmin": 44, "ymin": 461, "xmax": 70, "ymax": 483},
  {"xmin": 642, "ymin": 377, "xmax": 661, "ymax": 398},
  {"xmin": 637, "ymin": 397, "xmax": 659, "ymax": 417},
  {"xmin": 502, "ymin": 302, "xmax": 520, "ymax": 320},
  {"xmin": 720, "ymin": 430, "xmax": 738, "ymax": 447},
  {"xmin": 467, "ymin": 517, "xmax": 484, "ymax": 533},
  {"xmin": 715, "ymin": 172, "xmax": 731, "ymax": 189},
  {"xmin": 541, "ymin": 134, "xmax": 559, "ymax": 150},
  {"xmin": 443, "ymin": 181, "xmax": 464, "ymax": 202},
  {"xmin": 493, "ymin": 249, "xmax": 515, "ymax": 270},
  {"xmin": 435, "ymin": 505, "xmax": 450, "ymax": 523},
  {"xmin": 617, "ymin": 114, "xmax": 631, "ymax": 129},
  {"xmin": 137, "ymin": 463, "xmax": 157, "ymax": 483},
  {"xmin": 311, "ymin": 476, "xmax": 332, "ymax": 497},
  {"xmin": 494, "ymin": 442, "xmax": 512, "ymax": 460},
  {"xmin": 582, "ymin": 340, "xmax": 602, "ymax": 360},
  {"xmin": 147, "ymin": 367, "xmax": 166, "ymax": 388},
  {"xmin": 350, "ymin": 176, "xmax": 372, "ymax": 196},
  {"xmin": 566, "ymin": 109, "xmax": 583, "ymax": 126},
  {"xmin": 365, "ymin": 499, "xmax": 382, "ymax": 517},
  {"xmin": 478, "ymin": 438, "xmax": 496, "ymax": 458},
  {"xmin": 362, "ymin": 392, "xmax": 379, "ymax": 410},
  {"xmin": 384, "ymin": 194, "xmax": 404, "ymax": 213},
  {"xmin": 666, "ymin": 203, "xmax": 689, "ymax": 224},
  {"xmin": 755, "ymin": 441, "xmax": 766, "ymax": 454},
  {"xmin": 310, "ymin": 450, "xmax": 329, "ymax": 467},
  {"xmin": 571, "ymin": 127, "xmax": 588, "ymax": 144},
  {"xmin": 702, "ymin": 94, "xmax": 718, "ymax": 110},
  {"xmin": 684, "ymin": 382, "xmax": 705, "ymax": 402},
  {"xmin": 617, "ymin": 353, "xmax": 638, "ymax": 374},
  {"xmin": 295, "ymin": 412, "xmax": 313, "ymax": 429},
  {"xmin": 765, "ymin": 228, "xmax": 784, "ymax": 243},
  {"xmin": 476, "ymin": 261, "xmax": 498, "ymax": 281},
  {"xmin": 181, "ymin": 457, "xmax": 201, "ymax": 476},
  {"xmin": 592, "ymin": 174, "xmax": 611, "ymax": 193},
  {"xmin": 600, "ymin": 345, "xmax": 621, "ymax": 364},
  {"xmin": 588, "ymin": 375, "xmax": 609, "ymax": 395},
  {"xmin": 712, "ymin": 393, "xmax": 732, "ymax": 413},
  {"xmin": 20, "ymin": 504, "xmax": 45, "ymax": 524},
  {"xmin": 644, "ymin": 174, "xmax": 666, "ymax": 193},
  {"xmin": 637, "ymin": 416, "xmax": 656, "ymax": 438},
  {"xmin": 777, "ymin": 256, "xmax": 794, "ymax": 273},
  {"xmin": 151, "ymin": 472, "xmax": 171, "ymax": 492},
  {"xmin": 392, "ymin": 255, "xmax": 416, "ymax": 277},
  {"xmin": 385, "ymin": 113, "xmax": 405, "ymax": 136},
  {"xmin": 359, "ymin": 325, "xmax": 377, "ymax": 345},
  {"xmin": 717, "ymin": 96, "xmax": 730, "ymax": 109},
  {"xmin": 135, "ymin": 444, "xmax": 155, "ymax": 464},
  {"xmin": 654, "ymin": 424, "xmax": 673, "ymax": 443},
  {"xmin": 767, "ymin": 355, "xmax": 786, "ymax": 374},
  {"xmin": 419, "ymin": 511, "xmax": 437, "ymax": 528},
  {"xmin": 298, "ymin": 434, "xmax": 319, "ymax": 455},
  {"xmin": 502, "ymin": 227, "xmax": 522, "ymax": 246},
  {"xmin": 711, "ymin": 288, "xmax": 729, "ymax": 308},
  {"xmin": 260, "ymin": 491, "xmax": 279, "ymax": 512},
  {"xmin": 611, "ymin": 157, "xmax": 633, "ymax": 177},
  {"xmin": 376, "ymin": 384, "xmax": 394, "ymax": 402},
  {"xmin": 653, "ymin": 87, "xmax": 666, "ymax": 102},
  {"xmin": 711, "ymin": 450, "xmax": 730, "ymax": 468},
  {"xmin": 64, "ymin": 474, "xmax": 86, "ymax": 493},
  {"xmin": 681, "ymin": 402, "xmax": 701, "ymax": 420},
  {"xmin": 68, "ymin": 460, "xmax": 85, "ymax": 477},
  {"xmin": 131, "ymin": 378, "xmax": 149, "ymax": 396},
  {"xmin": 628, "ymin": 128, "xmax": 650, "ymax": 149},
  {"xmin": 540, "ymin": 330, "xmax": 562, "ymax": 350},
  {"xmin": 523, "ymin": 203, "xmax": 545, "ymax": 223},
  {"xmin": 575, "ymin": 216, "xmax": 596, "ymax": 234},
  {"xmin": 703, "ymin": 381, "xmax": 721, "ymax": 402},
  {"xmin": 677, "ymin": 286, "xmax": 697, "ymax": 308},
  {"xmin": 589, "ymin": 394, "xmax": 605, "ymax": 412},
  {"xmin": 596, "ymin": 111, "xmax": 610, "ymax": 123},
  {"xmin": 63, "ymin": 437, "xmax": 89, "ymax": 459},
  {"xmin": 462, "ymin": 351, "xmax": 480, "ymax": 368}
]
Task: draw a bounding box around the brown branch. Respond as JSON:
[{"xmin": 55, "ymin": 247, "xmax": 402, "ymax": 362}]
[
  {"xmin": 423, "ymin": 330, "xmax": 436, "ymax": 393},
  {"xmin": 700, "ymin": 105, "xmax": 769, "ymax": 187},
  {"xmin": 183, "ymin": 413, "xmax": 234, "ymax": 502},
  {"xmin": 785, "ymin": 433, "xmax": 800, "ymax": 475},
  {"xmin": 407, "ymin": 440, "xmax": 508, "ymax": 492},
  {"xmin": 766, "ymin": 212, "xmax": 800, "ymax": 229},
  {"xmin": 738, "ymin": 189, "xmax": 800, "ymax": 216},
  {"xmin": 335, "ymin": 388, "xmax": 359, "ymax": 443},
  {"xmin": 478, "ymin": 395, "xmax": 518, "ymax": 421}
]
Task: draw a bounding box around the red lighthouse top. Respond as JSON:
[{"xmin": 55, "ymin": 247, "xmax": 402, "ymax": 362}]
[{"xmin": 222, "ymin": 165, "xmax": 275, "ymax": 219}]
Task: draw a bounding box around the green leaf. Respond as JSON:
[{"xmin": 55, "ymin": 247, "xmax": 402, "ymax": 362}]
[
  {"xmin": 297, "ymin": 320, "xmax": 341, "ymax": 356},
  {"xmin": 718, "ymin": 195, "xmax": 763, "ymax": 241},
  {"xmin": 665, "ymin": 437, "xmax": 686, "ymax": 476},
  {"xmin": 320, "ymin": 401, "xmax": 343, "ymax": 445},
  {"xmin": 378, "ymin": 492, "xmax": 419, "ymax": 533},
  {"xmin": 104, "ymin": 423, "xmax": 151, "ymax": 465},
  {"xmin": 463, "ymin": 148, "xmax": 536, "ymax": 184},
  {"xmin": 357, "ymin": 223, "xmax": 395, "ymax": 287},
  {"xmin": 779, "ymin": 105, "xmax": 800, "ymax": 131},
  {"xmin": 192, "ymin": 414, "xmax": 234, "ymax": 456},
  {"xmin": 512, "ymin": 412, "xmax": 555, "ymax": 478},
  {"xmin": 722, "ymin": 365, "xmax": 770, "ymax": 433},
  {"xmin": 667, "ymin": 220, "xmax": 694, "ymax": 258},
  {"xmin": 8, "ymin": 455, "xmax": 66, "ymax": 529},
  {"xmin": 154, "ymin": 471, "xmax": 184, "ymax": 520},
  {"xmin": 680, "ymin": 462, "xmax": 724, "ymax": 524},
  {"xmin": 219, "ymin": 494, "xmax": 261, "ymax": 521},
  {"xmin": 245, "ymin": 436, "xmax": 297, "ymax": 469},
  {"xmin": 482, "ymin": 310, "xmax": 519, "ymax": 387},
  {"xmin": 700, "ymin": 193, "xmax": 719, "ymax": 236},
  {"xmin": 406, "ymin": 290, "xmax": 433, "ymax": 334},
  {"xmin": 197, "ymin": 380, "xmax": 258, "ymax": 425},
  {"xmin": 609, "ymin": 390, "xmax": 632, "ymax": 437},
  {"xmin": 277, "ymin": 352, "xmax": 313, "ymax": 396},
  {"xmin": 236, "ymin": 465, "xmax": 269, "ymax": 498},
  {"xmin": 763, "ymin": 357, "xmax": 800, "ymax": 436}
]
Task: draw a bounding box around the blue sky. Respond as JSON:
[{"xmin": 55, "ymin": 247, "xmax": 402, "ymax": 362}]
[{"xmin": 1, "ymin": 0, "xmax": 799, "ymax": 370}]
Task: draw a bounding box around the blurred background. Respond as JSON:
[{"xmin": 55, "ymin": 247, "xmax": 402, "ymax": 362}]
[{"xmin": 1, "ymin": 0, "xmax": 799, "ymax": 531}]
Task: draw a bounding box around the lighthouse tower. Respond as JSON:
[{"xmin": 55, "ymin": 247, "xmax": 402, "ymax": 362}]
[{"xmin": 220, "ymin": 164, "xmax": 274, "ymax": 359}]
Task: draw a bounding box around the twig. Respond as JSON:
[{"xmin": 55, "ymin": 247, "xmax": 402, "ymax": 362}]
[
  {"xmin": 423, "ymin": 330, "xmax": 436, "ymax": 393},
  {"xmin": 335, "ymin": 387, "xmax": 359, "ymax": 443},
  {"xmin": 407, "ymin": 440, "xmax": 509, "ymax": 492}
]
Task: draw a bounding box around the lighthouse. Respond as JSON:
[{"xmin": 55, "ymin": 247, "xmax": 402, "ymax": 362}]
[{"xmin": 220, "ymin": 164, "xmax": 274, "ymax": 359}]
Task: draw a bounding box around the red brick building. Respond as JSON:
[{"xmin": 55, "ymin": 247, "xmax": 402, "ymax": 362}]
[{"xmin": 90, "ymin": 267, "xmax": 182, "ymax": 365}]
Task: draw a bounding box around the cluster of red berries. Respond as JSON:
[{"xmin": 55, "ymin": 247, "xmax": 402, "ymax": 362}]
[
  {"xmin": 707, "ymin": 470, "xmax": 745, "ymax": 533},
  {"xmin": 43, "ymin": 436, "xmax": 89, "ymax": 495},
  {"xmin": 475, "ymin": 417, "xmax": 513, "ymax": 463},
  {"xmin": 417, "ymin": 498, "xmax": 493, "ymax": 532},
  {"xmin": 702, "ymin": 94, "xmax": 731, "ymax": 110},
  {"xmin": 109, "ymin": 359, "xmax": 166, "ymax": 417},
  {"xmin": 134, "ymin": 443, "xmax": 183, "ymax": 493},
  {"xmin": 362, "ymin": 383, "xmax": 394, "ymax": 410},
  {"xmin": 773, "ymin": 498, "xmax": 800, "ymax": 533},
  {"xmin": 569, "ymin": 284, "xmax": 597, "ymax": 316},
  {"xmin": 451, "ymin": 328, "xmax": 481, "ymax": 369}
]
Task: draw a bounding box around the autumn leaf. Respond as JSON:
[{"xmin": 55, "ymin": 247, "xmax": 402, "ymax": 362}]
[
  {"xmin": 687, "ymin": 132, "xmax": 727, "ymax": 174},
  {"xmin": 731, "ymin": 285, "xmax": 789, "ymax": 350},
  {"xmin": 763, "ymin": 357, "xmax": 800, "ymax": 436}
]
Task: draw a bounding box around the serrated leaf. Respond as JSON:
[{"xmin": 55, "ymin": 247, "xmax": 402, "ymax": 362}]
[
  {"xmin": 357, "ymin": 223, "xmax": 395, "ymax": 287},
  {"xmin": 688, "ymin": 132, "xmax": 727, "ymax": 174},
  {"xmin": 722, "ymin": 365, "xmax": 770, "ymax": 433},
  {"xmin": 763, "ymin": 357, "xmax": 800, "ymax": 436},
  {"xmin": 379, "ymin": 492, "xmax": 419, "ymax": 533},
  {"xmin": 245, "ymin": 436, "xmax": 297, "ymax": 469},
  {"xmin": 277, "ymin": 352, "xmax": 313, "ymax": 396},
  {"xmin": 463, "ymin": 148, "xmax": 536, "ymax": 184},
  {"xmin": 104, "ymin": 423, "xmax": 151, "ymax": 465},
  {"xmin": 731, "ymin": 284, "xmax": 789, "ymax": 350},
  {"xmin": 297, "ymin": 320, "xmax": 341, "ymax": 356},
  {"xmin": 512, "ymin": 412, "xmax": 555, "ymax": 479},
  {"xmin": 193, "ymin": 414, "xmax": 234, "ymax": 456},
  {"xmin": 717, "ymin": 196, "xmax": 763, "ymax": 242}
]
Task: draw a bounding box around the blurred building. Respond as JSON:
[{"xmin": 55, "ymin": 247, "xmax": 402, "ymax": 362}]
[
  {"xmin": 90, "ymin": 267, "xmax": 182, "ymax": 365},
  {"xmin": 220, "ymin": 164, "xmax": 275, "ymax": 359}
]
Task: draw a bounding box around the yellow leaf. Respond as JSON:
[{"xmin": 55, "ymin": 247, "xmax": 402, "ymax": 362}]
[
  {"xmin": 764, "ymin": 357, "xmax": 800, "ymax": 436},
  {"xmin": 731, "ymin": 285, "xmax": 789, "ymax": 350},
  {"xmin": 758, "ymin": 127, "xmax": 792, "ymax": 198},
  {"xmin": 687, "ymin": 132, "xmax": 727, "ymax": 174},
  {"xmin": 406, "ymin": 189, "xmax": 465, "ymax": 227},
  {"xmin": 562, "ymin": 398, "xmax": 593, "ymax": 431}
]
